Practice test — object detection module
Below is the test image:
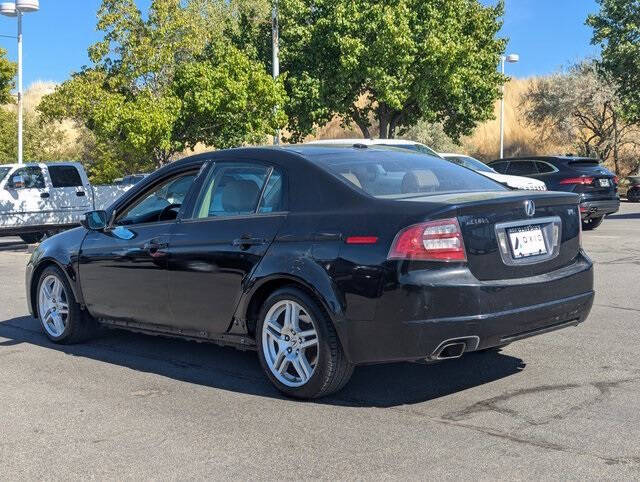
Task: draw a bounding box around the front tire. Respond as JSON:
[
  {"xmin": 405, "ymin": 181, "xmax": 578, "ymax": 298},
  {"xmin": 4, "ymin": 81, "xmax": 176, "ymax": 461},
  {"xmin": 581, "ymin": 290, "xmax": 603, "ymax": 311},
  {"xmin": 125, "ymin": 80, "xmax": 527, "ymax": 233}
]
[
  {"xmin": 36, "ymin": 266, "xmax": 97, "ymax": 344},
  {"xmin": 256, "ymin": 287, "xmax": 354, "ymax": 399},
  {"xmin": 582, "ymin": 215, "xmax": 604, "ymax": 231}
]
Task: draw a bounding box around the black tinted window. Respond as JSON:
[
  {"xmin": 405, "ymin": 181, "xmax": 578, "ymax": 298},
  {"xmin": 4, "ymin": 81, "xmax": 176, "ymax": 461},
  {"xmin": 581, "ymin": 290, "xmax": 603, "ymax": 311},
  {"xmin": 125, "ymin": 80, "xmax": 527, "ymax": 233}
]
[
  {"xmin": 491, "ymin": 161, "xmax": 509, "ymax": 173},
  {"xmin": 9, "ymin": 166, "xmax": 45, "ymax": 188},
  {"xmin": 258, "ymin": 170, "xmax": 284, "ymax": 213},
  {"xmin": 118, "ymin": 172, "xmax": 197, "ymax": 225},
  {"xmin": 536, "ymin": 162, "xmax": 555, "ymax": 174},
  {"xmin": 48, "ymin": 165, "xmax": 83, "ymax": 187},
  {"xmin": 194, "ymin": 164, "xmax": 270, "ymax": 218},
  {"xmin": 310, "ymin": 150, "xmax": 504, "ymax": 198},
  {"xmin": 507, "ymin": 161, "xmax": 538, "ymax": 176}
]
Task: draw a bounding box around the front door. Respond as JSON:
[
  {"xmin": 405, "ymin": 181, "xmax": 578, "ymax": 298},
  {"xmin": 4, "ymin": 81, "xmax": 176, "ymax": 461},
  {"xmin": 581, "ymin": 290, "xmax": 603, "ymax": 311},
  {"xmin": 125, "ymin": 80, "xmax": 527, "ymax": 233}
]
[
  {"xmin": 78, "ymin": 170, "xmax": 198, "ymax": 326},
  {"xmin": 0, "ymin": 165, "xmax": 54, "ymax": 229},
  {"xmin": 168, "ymin": 162, "xmax": 286, "ymax": 335}
]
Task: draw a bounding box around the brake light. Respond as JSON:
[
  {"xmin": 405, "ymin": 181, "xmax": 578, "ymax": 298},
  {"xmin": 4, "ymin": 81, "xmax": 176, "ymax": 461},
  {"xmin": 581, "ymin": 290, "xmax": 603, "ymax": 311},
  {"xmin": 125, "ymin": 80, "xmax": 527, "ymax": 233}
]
[
  {"xmin": 388, "ymin": 218, "xmax": 466, "ymax": 262},
  {"xmin": 560, "ymin": 177, "xmax": 594, "ymax": 185},
  {"xmin": 345, "ymin": 236, "xmax": 378, "ymax": 245},
  {"xmin": 614, "ymin": 176, "xmax": 619, "ymax": 184}
]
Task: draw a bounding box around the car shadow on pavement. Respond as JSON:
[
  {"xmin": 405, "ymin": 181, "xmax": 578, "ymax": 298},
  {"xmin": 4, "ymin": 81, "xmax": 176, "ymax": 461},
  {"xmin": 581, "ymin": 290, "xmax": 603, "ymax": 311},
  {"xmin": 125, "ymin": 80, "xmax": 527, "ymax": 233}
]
[{"xmin": 0, "ymin": 316, "xmax": 525, "ymax": 408}]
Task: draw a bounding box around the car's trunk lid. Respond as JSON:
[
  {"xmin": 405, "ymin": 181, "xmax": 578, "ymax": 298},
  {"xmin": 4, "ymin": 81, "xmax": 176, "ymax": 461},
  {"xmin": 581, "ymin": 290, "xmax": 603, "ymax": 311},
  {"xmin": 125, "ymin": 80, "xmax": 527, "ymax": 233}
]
[{"xmin": 397, "ymin": 191, "xmax": 581, "ymax": 281}]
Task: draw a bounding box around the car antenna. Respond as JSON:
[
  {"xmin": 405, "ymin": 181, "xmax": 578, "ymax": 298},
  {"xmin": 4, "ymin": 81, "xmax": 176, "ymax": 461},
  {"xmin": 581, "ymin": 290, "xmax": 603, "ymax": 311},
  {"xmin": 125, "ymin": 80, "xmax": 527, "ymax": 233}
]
[{"xmin": 352, "ymin": 143, "xmax": 368, "ymax": 149}]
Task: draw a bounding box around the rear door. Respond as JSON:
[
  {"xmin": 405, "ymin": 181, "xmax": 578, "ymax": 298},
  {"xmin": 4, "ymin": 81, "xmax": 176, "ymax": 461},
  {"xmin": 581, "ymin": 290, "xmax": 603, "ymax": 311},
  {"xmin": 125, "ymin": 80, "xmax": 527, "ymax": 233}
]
[
  {"xmin": 167, "ymin": 161, "xmax": 287, "ymax": 335},
  {"xmin": 45, "ymin": 164, "xmax": 92, "ymax": 224}
]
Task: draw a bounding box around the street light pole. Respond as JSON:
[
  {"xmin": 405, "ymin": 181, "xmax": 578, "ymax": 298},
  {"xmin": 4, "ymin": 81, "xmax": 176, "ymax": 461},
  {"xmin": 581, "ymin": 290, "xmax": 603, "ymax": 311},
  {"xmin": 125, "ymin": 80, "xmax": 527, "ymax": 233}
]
[
  {"xmin": 0, "ymin": 0, "xmax": 39, "ymax": 165},
  {"xmin": 17, "ymin": 9, "xmax": 22, "ymax": 165},
  {"xmin": 272, "ymin": 0, "xmax": 280, "ymax": 146},
  {"xmin": 499, "ymin": 53, "xmax": 519, "ymax": 159}
]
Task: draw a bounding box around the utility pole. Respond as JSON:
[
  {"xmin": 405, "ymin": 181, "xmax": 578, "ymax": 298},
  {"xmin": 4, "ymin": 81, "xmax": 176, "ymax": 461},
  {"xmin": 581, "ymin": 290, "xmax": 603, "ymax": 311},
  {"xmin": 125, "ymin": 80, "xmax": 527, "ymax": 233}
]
[
  {"xmin": 272, "ymin": 0, "xmax": 280, "ymax": 146},
  {"xmin": 499, "ymin": 53, "xmax": 520, "ymax": 159}
]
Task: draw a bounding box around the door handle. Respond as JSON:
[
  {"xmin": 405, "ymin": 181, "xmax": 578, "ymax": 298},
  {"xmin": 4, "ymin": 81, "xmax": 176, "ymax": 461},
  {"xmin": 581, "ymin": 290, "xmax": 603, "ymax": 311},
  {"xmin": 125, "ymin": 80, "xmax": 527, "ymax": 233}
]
[
  {"xmin": 232, "ymin": 236, "xmax": 267, "ymax": 248},
  {"xmin": 40, "ymin": 192, "xmax": 50, "ymax": 199},
  {"xmin": 76, "ymin": 191, "xmax": 86, "ymax": 197}
]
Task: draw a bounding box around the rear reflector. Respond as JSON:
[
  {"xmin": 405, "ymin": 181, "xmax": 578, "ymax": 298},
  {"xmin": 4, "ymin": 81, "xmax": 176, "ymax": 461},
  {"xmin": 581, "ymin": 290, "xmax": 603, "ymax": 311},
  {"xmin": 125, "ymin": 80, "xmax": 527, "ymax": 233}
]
[
  {"xmin": 560, "ymin": 177, "xmax": 594, "ymax": 185},
  {"xmin": 345, "ymin": 236, "xmax": 378, "ymax": 245},
  {"xmin": 388, "ymin": 218, "xmax": 466, "ymax": 262}
]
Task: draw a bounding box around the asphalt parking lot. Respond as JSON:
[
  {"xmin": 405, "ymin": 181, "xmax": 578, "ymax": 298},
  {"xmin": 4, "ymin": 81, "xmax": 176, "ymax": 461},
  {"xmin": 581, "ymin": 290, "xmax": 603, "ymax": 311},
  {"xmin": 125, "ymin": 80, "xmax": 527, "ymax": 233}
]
[{"xmin": 1, "ymin": 202, "xmax": 639, "ymax": 480}]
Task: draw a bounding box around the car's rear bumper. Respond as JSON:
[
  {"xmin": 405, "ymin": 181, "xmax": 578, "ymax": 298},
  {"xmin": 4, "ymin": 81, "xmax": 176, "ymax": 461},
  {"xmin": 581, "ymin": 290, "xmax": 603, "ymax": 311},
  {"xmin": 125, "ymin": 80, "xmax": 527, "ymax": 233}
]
[
  {"xmin": 336, "ymin": 254, "xmax": 594, "ymax": 365},
  {"xmin": 579, "ymin": 199, "xmax": 620, "ymax": 219}
]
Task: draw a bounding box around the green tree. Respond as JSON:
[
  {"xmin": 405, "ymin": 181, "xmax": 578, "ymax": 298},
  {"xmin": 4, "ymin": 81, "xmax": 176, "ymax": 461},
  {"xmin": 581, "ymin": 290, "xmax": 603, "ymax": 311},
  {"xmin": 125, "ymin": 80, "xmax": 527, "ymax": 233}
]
[
  {"xmin": 522, "ymin": 61, "xmax": 640, "ymax": 175},
  {"xmin": 254, "ymin": 0, "xmax": 506, "ymax": 141},
  {"xmin": 588, "ymin": 0, "xmax": 640, "ymax": 122},
  {"xmin": 39, "ymin": 0, "xmax": 286, "ymax": 177},
  {"xmin": 0, "ymin": 47, "xmax": 16, "ymax": 104}
]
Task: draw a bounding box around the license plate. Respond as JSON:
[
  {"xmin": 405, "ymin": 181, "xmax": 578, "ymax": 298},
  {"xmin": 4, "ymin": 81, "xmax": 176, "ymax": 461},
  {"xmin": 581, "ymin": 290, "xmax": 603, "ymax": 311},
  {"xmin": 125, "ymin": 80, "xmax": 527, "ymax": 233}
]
[
  {"xmin": 599, "ymin": 179, "xmax": 610, "ymax": 187},
  {"xmin": 508, "ymin": 225, "xmax": 547, "ymax": 259}
]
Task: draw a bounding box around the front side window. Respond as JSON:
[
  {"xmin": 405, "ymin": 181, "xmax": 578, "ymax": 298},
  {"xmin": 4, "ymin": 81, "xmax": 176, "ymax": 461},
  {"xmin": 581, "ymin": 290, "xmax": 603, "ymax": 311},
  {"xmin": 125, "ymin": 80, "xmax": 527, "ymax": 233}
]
[
  {"xmin": 8, "ymin": 166, "xmax": 45, "ymax": 189},
  {"xmin": 117, "ymin": 171, "xmax": 197, "ymax": 225},
  {"xmin": 48, "ymin": 165, "xmax": 83, "ymax": 187},
  {"xmin": 194, "ymin": 163, "xmax": 278, "ymax": 218}
]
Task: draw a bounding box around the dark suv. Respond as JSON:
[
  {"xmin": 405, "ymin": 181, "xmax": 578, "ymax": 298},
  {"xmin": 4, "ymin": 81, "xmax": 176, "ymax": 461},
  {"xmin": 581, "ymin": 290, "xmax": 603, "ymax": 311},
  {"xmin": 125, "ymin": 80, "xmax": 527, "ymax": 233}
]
[{"xmin": 488, "ymin": 156, "xmax": 620, "ymax": 230}]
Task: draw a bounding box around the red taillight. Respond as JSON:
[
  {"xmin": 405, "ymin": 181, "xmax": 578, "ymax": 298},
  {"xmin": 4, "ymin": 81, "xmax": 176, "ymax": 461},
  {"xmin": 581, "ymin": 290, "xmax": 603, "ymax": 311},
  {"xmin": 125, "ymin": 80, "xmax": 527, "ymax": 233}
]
[
  {"xmin": 388, "ymin": 218, "xmax": 466, "ymax": 262},
  {"xmin": 345, "ymin": 236, "xmax": 378, "ymax": 245},
  {"xmin": 614, "ymin": 176, "xmax": 619, "ymax": 184},
  {"xmin": 560, "ymin": 177, "xmax": 594, "ymax": 185}
]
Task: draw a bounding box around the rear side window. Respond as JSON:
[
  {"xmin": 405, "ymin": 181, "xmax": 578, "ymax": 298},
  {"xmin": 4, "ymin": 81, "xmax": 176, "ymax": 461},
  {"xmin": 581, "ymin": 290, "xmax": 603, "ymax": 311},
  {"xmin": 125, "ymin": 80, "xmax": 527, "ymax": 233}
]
[
  {"xmin": 507, "ymin": 161, "xmax": 538, "ymax": 176},
  {"xmin": 310, "ymin": 150, "xmax": 505, "ymax": 198},
  {"xmin": 48, "ymin": 165, "xmax": 83, "ymax": 187},
  {"xmin": 194, "ymin": 163, "xmax": 276, "ymax": 218},
  {"xmin": 536, "ymin": 162, "xmax": 556, "ymax": 174}
]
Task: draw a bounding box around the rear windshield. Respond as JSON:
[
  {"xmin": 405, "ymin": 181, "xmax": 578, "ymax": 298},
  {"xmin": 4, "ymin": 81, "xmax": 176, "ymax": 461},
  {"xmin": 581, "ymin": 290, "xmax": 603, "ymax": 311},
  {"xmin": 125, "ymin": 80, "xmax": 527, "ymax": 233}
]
[
  {"xmin": 380, "ymin": 143, "xmax": 441, "ymax": 158},
  {"xmin": 444, "ymin": 155, "xmax": 495, "ymax": 173},
  {"xmin": 568, "ymin": 160, "xmax": 600, "ymax": 168},
  {"xmin": 309, "ymin": 149, "xmax": 506, "ymax": 198}
]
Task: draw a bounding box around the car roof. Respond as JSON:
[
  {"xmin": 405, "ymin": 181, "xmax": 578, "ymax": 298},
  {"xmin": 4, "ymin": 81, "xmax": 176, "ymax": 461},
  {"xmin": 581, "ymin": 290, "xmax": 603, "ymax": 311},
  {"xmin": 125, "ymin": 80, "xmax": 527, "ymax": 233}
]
[
  {"xmin": 439, "ymin": 153, "xmax": 473, "ymax": 158},
  {"xmin": 0, "ymin": 161, "xmax": 84, "ymax": 169},
  {"xmin": 306, "ymin": 138, "xmax": 423, "ymax": 146},
  {"xmin": 490, "ymin": 156, "xmax": 600, "ymax": 163}
]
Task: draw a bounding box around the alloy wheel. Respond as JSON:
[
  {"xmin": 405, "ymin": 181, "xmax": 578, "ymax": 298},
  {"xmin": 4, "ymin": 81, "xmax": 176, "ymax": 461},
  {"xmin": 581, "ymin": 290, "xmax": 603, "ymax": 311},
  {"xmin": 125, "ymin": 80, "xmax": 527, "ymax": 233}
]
[
  {"xmin": 261, "ymin": 300, "xmax": 319, "ymax": 387},
  {"xmin": 38, "ymin": 274, "xmax": 69, "ymax": 338}
]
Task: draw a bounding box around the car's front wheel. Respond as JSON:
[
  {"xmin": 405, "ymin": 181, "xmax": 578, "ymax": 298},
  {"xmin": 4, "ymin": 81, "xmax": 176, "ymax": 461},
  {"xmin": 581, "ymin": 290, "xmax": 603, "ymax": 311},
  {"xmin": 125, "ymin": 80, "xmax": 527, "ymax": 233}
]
[
  {"xmin": 37, "ymin": 266, "xmax": 97, "ymax": 344},
  {"xmin": 257, "ymin": 287, "xmax": 354, "ymax": 399}
]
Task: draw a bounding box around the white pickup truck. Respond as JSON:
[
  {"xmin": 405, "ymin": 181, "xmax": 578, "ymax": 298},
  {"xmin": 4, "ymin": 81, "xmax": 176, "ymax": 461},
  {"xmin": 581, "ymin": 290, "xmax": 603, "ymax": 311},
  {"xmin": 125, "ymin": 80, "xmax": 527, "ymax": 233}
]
[{"xmin": 0, "ymin": 162, "xmax": 133, "ymax": 243}]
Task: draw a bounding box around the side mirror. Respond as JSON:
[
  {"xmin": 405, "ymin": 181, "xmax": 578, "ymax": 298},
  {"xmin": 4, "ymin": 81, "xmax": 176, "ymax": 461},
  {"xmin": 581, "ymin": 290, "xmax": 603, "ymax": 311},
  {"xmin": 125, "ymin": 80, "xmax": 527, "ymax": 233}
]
[
  {"xmin": 9, "ymin": 175, "xmax": 25, "ymax": 189},
  {"xmin": 82, "ymin": 210, "xmax": 109, "ymax": 231}
]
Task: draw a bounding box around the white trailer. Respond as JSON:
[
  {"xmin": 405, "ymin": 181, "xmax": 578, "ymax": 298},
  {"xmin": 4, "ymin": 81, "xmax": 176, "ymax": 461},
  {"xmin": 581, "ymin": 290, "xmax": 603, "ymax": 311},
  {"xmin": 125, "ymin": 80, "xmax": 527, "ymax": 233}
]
[{"xmin": 0, "ymin": 162, "xmax": 133, "ymax": 243}]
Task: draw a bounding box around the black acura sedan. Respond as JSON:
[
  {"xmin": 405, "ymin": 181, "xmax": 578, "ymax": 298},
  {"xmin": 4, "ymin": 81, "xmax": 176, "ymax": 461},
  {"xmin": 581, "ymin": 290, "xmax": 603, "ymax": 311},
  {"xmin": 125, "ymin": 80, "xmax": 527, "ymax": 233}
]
[{"xmin": 26, "ymin": 146, "xmax": 594, "ymax": 398}]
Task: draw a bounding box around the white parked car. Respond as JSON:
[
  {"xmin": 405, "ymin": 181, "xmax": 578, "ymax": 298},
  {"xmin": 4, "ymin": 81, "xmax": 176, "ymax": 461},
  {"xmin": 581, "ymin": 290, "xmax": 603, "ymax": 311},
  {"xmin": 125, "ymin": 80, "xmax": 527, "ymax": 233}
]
[
  {"xmin": 439, "ymin": 153, "xmax": 547, "ymax": 191},
  {"xmin": 0, "ymin": 162, "xmax": 133, "ymax": 243}
]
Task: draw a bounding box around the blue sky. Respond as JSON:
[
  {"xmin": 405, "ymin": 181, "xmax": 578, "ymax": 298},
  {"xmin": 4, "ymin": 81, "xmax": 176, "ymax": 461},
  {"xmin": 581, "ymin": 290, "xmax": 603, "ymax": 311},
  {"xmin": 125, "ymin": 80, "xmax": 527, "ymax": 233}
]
[{"xmin": 0, "ymin": 0, "xmax": 601, "ymax": 88}]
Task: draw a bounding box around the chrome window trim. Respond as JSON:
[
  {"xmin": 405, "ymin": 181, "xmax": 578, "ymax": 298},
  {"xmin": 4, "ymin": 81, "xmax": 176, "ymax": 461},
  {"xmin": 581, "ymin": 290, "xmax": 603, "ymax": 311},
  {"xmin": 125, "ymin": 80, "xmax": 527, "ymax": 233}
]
[{"xmin": 494, "ymin": 216, "xmax": 562, "ymax": 266}]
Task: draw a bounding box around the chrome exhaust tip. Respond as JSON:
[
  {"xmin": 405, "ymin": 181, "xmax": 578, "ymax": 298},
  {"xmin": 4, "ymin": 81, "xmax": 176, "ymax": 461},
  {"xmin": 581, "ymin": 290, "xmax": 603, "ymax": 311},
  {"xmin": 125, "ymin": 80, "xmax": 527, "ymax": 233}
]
[{"xmin": 429, "ymin": 336, "xmax": 480, "ymax": 361}]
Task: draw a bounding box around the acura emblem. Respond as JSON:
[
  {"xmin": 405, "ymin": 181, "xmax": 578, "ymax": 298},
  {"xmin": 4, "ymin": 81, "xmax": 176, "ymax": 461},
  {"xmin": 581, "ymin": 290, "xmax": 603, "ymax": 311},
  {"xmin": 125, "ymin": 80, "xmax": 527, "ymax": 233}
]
[{"xmin": 524, "ymin": 200, "xmax": 535, "ymax": 217}]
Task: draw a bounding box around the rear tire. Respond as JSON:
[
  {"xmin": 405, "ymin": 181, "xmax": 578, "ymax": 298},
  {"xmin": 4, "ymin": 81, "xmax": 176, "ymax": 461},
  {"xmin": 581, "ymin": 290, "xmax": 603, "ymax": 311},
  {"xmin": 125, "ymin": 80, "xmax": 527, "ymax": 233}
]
[
  {"xmin": 256, "ymin": 287, "xmax": 354, "ymax": 399},
  {"xmin": 20, "ymin": 232, "xmax": 44, "ymax": 244},
  {"xmin": 36, "ymin": 265, "xmax": 98, "ymax": 344},
  {"xmin": 582, "ymin": 216, "xmax": 604, "ymax": 231},
  {"xmin": 628, "ymin": 188, "xmax": 640, "ymax": 203}
]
